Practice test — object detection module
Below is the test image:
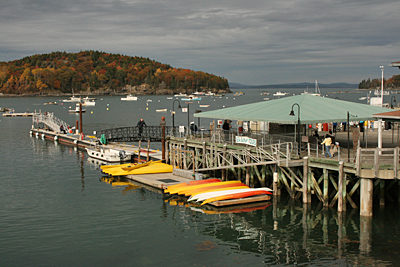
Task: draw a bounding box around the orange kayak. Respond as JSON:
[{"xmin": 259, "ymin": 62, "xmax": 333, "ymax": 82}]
[{"xmin": 164, "ymin": 178, "xmax": 220, "ymax": 194}]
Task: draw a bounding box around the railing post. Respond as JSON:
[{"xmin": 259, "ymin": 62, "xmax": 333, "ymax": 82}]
[
  {"xmin": 356, "ymin": 147, "xmax": 361, "ymax": 177},
  {"xmin": 374, "ymin": 147, "xmax": 379, "ymax": 178}
]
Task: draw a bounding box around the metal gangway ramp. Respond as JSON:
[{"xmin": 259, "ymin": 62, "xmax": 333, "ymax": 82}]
[{"xmin": 32, "ymin": 112, "xmax": 71, "ymax": 133}]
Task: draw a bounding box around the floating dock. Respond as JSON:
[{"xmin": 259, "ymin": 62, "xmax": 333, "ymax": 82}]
[{"xmin": 3, "ymin": 112, "xmax": 38, "ymax": 117}]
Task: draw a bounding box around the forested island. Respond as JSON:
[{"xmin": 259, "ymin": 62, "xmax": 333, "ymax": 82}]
[
  {"xmin": 358, "ymin": 74, "xmax": 400, "ymax": 90},
  {"xmin": 0, "ymin": 51, "xmax": 230, "ymax": 96}
]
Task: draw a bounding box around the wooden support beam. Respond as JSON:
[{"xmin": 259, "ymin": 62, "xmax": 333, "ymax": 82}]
[
  {"xmin": 303, "ymin": 157, "xmax": 310, "ymax": 203},
  {"xmin": 323, "ymin": 168, "xmax": 329, "ymax": 207},
  {"xmin": 310, "ymin": 172, "xmax": 324, "ymax": 202},
  {"xmin": 338, "ymin": 161, "xmax": 344, "ymax": 212},
  {"xmin": 360, "ymin": 178, "xmax": 373, "ymax": 217}
]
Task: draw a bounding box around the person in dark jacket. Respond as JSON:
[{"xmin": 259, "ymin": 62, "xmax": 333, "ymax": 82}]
[
  {"xmin": 137, "ymin": 118, "xmax": 146, "ymax": 136},
  {"xmin": 190, "ymin": 122, "xmax": 198, "ymax": 134},
  {"xmin": 222, "ymin": 119, "xmax": 231, "ymax": 141}
]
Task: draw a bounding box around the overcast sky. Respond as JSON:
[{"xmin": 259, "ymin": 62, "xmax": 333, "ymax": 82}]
[{"xmin": 1, "ymin": 0, "xmax": 399, "ymax": 85}]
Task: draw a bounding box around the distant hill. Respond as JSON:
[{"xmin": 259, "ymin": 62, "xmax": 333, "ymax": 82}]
[
  {"xmin": 229, "ymin": 82, "xmax": 358, "ymax": 89},
  {"xmin": 0, "ymin": 51, "xmax": 230, "ymax": 96}
]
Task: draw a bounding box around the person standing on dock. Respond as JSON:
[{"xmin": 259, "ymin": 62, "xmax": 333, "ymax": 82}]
[
  {"xmin": 190, "ymin": 122, "xmax": 198, "ymax": 135},
  {"xmin": 222, "ymin": 119, "xmax": 231, "ymax": 141},
  {"xmin": 321, "ymin": 134, "xmax": 333, "ymax": 158},
  {"xmin": 137, "ymin": 118, "xmax": 146, "ymax": 137}
]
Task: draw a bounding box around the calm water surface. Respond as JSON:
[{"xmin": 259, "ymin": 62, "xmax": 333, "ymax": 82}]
[{"xmin": 1, "ymin": 89, "xmax": 399, "ymax": 266}]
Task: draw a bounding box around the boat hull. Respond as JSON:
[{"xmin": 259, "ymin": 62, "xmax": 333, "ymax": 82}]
[{"xmin": 86, "ymin": 147, "xmax": 132, "ymax": 163}]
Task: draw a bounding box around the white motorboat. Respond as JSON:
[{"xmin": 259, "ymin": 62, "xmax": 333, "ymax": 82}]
[
  {"xmin": 174, "ymin": 93, "xmax": 187, "ymax": 97},
  {"xmin": 82, "ymin": 98, "xmax": 96, "ymax": 106},
  {"xmin": 85, "ymin": 147, "xmax": 132, "ymax": 162},
  {"xmin": 63, "ymin": 96, "xmax": 82, "ymax": 102},
  {"xmin": 121, "ymin": 94, "xmax": 138, "ymax": 101},
  {"xmin": 199, "ymin": 105, "xmax": 210, "ymax": 108},
  {"xmin": 273, "ymin": 91, "xmax": 288, "ymax": 96},
  {"xmin": 156, "ymin": 109, "xmax": 167, "ymax": 112},
  {"xmin": 68, "ymin": 103, "xmax": 86, "ymax": 113}
]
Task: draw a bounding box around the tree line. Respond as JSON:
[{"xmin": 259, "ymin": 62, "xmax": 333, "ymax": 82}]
[
  {"xmin": 0, "ymin": 51, "xmax": 230, "ymax": 95},
  {"xmin": 359, "ymin": 74, "xmax": 400, "ymax": 89}
]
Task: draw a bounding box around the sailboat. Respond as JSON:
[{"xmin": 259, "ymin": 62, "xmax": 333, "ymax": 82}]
[{"xmin": 301, "ymin": 80, "xmax": 321, "ymax": 96}]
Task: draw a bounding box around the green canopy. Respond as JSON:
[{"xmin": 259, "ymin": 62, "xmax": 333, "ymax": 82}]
[{"xmin": 194, "ymin": 94, "xmax": 391, "ymax": 124}]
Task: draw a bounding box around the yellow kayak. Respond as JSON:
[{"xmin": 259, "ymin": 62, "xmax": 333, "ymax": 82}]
[{"xmin": 101, "ymin": 161, "xmax": 172, "ymax": 176}]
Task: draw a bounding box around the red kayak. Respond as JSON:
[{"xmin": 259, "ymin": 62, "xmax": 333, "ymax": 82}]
[{"xmin": 201, "ymin": 189, "xmax": 272, "ymax": 205}]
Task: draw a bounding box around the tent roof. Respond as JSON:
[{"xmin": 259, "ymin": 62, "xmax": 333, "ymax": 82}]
[{"xmin": 194, "ymin": 94, "xmax": 391, "ymax": 124}]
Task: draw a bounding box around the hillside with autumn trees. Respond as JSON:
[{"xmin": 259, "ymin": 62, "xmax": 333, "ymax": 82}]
[
  {"xmin": 0, "ymin": 51, "xmax": 230, "ymax": 96},
  {"xmin": 359, "ymin": 73, "xmax": 400, "ymax": 90}
]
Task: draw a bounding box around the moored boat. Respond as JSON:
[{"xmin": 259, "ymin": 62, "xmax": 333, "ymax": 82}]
[
  {"xmin": 86, "ymin": 147, "xmax": 132, "ymax": 163},
  {"xmin": 121, "ymin": 94, "xmax": 138, "ymax": 101},
  {"xmin": 68, "ymin": 103, "xmax": 86, "ymax": 113}
]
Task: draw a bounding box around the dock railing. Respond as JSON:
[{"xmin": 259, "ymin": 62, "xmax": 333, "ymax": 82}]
[{"xmin": 355, "ymin": 147, "xmax": 400, "ymax": 178}]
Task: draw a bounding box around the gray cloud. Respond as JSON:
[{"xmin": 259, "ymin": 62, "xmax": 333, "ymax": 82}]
[{"xmin": 1, "ymin": 0, "xmax": 399, "ymax": 85}]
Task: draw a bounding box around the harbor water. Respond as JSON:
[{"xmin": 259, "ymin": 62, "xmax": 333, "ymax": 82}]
[{"xmin": 1, "ymin": 88, "xmax": 399, "ymax": 266}]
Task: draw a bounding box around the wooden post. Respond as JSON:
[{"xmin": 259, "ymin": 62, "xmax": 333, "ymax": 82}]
[
  {"xmin": 222, "ymin": 144, "xmax": 227, "ymax": 181},
  {"xmin": 360, "ymin": 178, "xmax": 373, "ymax": 217},
  {"xmin": 202, "ymin": 142, "xmax": 206, "ymax": 169},
  {"xmin": 79, "ymin": 103, "xmax": 83, "ymax": 134},
  {"xmin": 147, "ymin": 140, "xmax": 150, "ymax": 162},
  {"xmin": 323, "ymin": 168, "xmax": 329, "ymax": 207},
  {"xmin": 303, "ymin": 157, "xmax": 310, "ymax": 203},
  {"xmin": 161, "ymin": 117, "xmax": 166, "ymax": 161},
  {"xmin": 374, "ymin": 147, "xmax": 379, "ymax": 178},
  {"xmin": 338, "ymin": 161, "xmax": 344, "ymax": 212},
  {"xmin": 183, "ymin": 138, "xmax": 187, "ymax": 170},
  {"xmin": 273, "ymin": 170, "xmax": 278, "ymax": 196},
  {"xmin": 245, "ymin": 153, "xmax": 250, "ymax": 186},
  {"xmin": 138, "ymin": 140, "xmax": 141, "ymax": 163}
]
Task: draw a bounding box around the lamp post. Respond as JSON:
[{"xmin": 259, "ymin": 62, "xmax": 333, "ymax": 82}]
[
  {"xmin": 185, "ymin": 102, "xmax": 192, "ymax": 135},
  {"xmin": 347, "ymin": 111, "xmax": 357, "ymax": 162},
  {"xmin": 172, "ymin": 99, "xmax": 181, "ymax": 129},
  {"xmin": 380, "ymin": 65, "xmax": 384, "ymax": 107},
  {"xmin": 289, "ymin": 103, "xmax": 300, "ymax": 156}
]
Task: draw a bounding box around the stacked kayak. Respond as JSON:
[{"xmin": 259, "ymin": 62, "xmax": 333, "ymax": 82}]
[
  {"xmin": 164, "ymin": 179, "xmax": 273, "ymax": 206},
  {"xmin": 101, "ymin": 161, "xmax": 172, "ymax": 176}
]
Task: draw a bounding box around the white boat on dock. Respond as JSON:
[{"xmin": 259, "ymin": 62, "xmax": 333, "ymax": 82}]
[{"xmin": 85, "ymin": 147, "xmax": 132, "ymax": 163}]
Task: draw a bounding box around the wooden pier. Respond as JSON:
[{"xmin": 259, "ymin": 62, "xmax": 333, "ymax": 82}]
[{"xmin": 165, "ymin": 130, "xmax": 400, "ymax": 217}]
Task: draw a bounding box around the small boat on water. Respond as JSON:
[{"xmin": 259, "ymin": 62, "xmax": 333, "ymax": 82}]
[
  {"xmin": 44, "ymin": 101, "xmax": 57, "ymax": 105},
  {"xmin": 121, "ymin": 94, "xmax": 138, "ymax": 101},
  {"xmin": 233, "ymin": 92, "xmax": 244, "ymax": 96},
  {"xmin": 273, "ymin": 91, "xmax": 288, "ymax": 96},
  {"xmin": 174, "ymin": 93, "xmax": 187, "ymax": 97},
  {"xmin": 68, "ymin": 103, "xmax": 86, "ymax": 113},
  {"xmin": 156, "ymin": 109, "xmax": 167, "ymax": 112},
  {"xmin": 182, "ymin": 95, "xmax": 201, "ymax": 101},
  {"xmin": 146, "ymin": 99, "xmax": 153, "ymax": 102},
  {"xmin": 301, "ymin": 80, "xmax": 321, "ymax": 96},
  {"xmin": 82, "ymin": 97, "xmax": 96, "ymax": 106},
  {"xmin": 199, "ymin": 105, "xmax": 210, "ymax": 108},
  {"xmin": 63, "ymin": 95, "xmax": 81, "ymax": 102},
  {"xmin": 85, "ymin": 147, "xmax": 132, "ymax": 163}
]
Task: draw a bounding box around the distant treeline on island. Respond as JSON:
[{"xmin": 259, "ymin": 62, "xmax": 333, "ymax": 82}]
[
  {"xmin": 358, "ymin": 75, "xmax": 400, "ymax": 90},
  {"xmin": 0, "ymin": 51, "xmax": 230, "ymax": 96}
]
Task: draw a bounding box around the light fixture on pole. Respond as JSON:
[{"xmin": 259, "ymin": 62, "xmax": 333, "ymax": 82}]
[
  {"xmin": 172, "ymin": 99, "xmax": 181, "ymax": 130},
  {"xmin": 380, "ymin": 65, "xmax": 384, "ymax": 107},
  {"xmin": 289, "ymin": 103, "xmax": 300, "ymax": 156}
]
